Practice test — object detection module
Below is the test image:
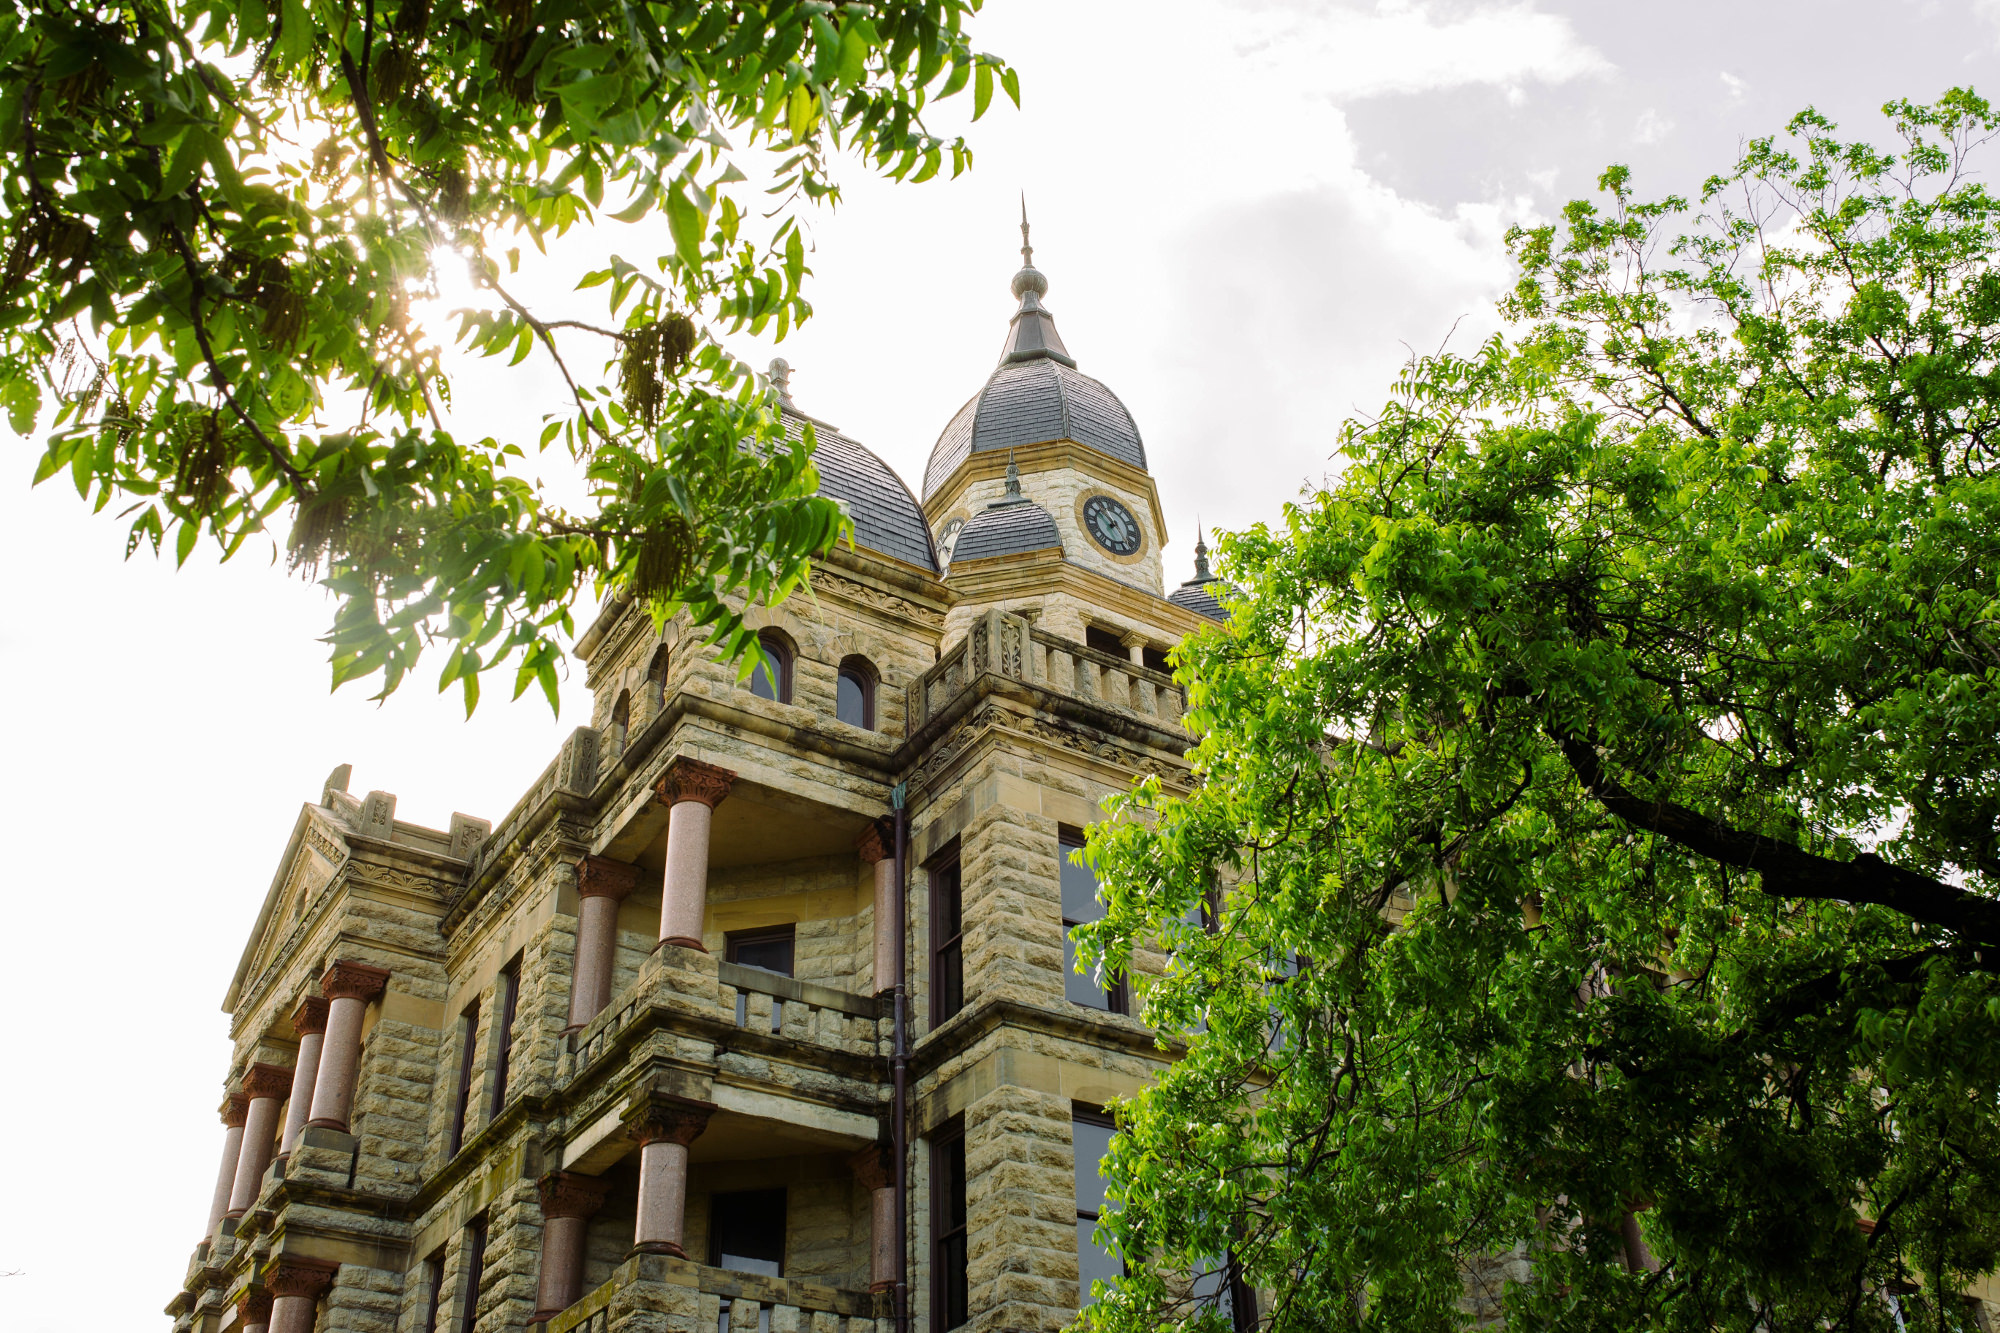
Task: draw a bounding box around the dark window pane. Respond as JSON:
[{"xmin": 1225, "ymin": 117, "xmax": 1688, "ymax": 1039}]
[
  {"xmin": 933, "ymin": 860, "xmax": 965, "ymax": 1024},
  {"xmin": 728, "ymin": 929, "xmax": 795, "ymax": 977},
  {"xmin": 1142, "ymin": 646, "xmax": 1171, "ymax": 674},
  {"xmin": 1077, "ymin": 1218, "xmax": 1122, "ymax": 1304},
  {"xmin": 934, "ymin": 1129, "xmax": 970, "ymax": 1331},
  {"xmin": 837, "ymin": 669, "xmax": 868, "ymax": 728},
  {"xmin": 710, "ymin": 1188, "xmax": 787, "ymax": 1277},
  {"xmin": 1059, "ymin": 839, "xmax": 1101, "ymax": 924},
  {"xmin": 1072, "ymin": 1118, "xmax": 1114, "ymax": 1211},
  {"xmin": 1084, "ymin": 626, "xmax": 1126, "ymax": 656},
  {"xmin": 748, "ymin": 652, "xmax": 780, "ymax": 700},
  {"xmin": 1065, "ymin": 934, "xmax": 1109, "ymax": 1009},
  {"xmin": 939, "ymin": 943, "xmax": 963, "ymax": 1018}
]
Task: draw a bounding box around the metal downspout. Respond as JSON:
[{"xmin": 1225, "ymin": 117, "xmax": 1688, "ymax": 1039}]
[{"xmin": 891, "ymin": 782, "xmax": 910, "ymax": 1333}]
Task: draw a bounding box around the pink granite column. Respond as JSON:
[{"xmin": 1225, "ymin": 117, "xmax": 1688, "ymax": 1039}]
[
  {"xmin": 625, "ymin": 1095, "xmax": 716, "ymax": 1256},
  {"xmin": 652, "ymin": 760, "xmax": 734, "ymax": 950},
  {"xmin": 266, "ymin": 1258, "xmax": 337, "ymax": 1333},
  {"xmin": 305, "ymin": 961, "xmax": 390, "ymax": 1132},
  {"xmin": 566, "ymin": 857, "xmax": 640, "ymax": 1032},
  {"xmin": 228, "ymin": 1063, "xmax": 293, "ymax": 1217},
  {"xmin": 238, "ymin": 1289, "xmax": 273, "ymax": 1333},
  {"xmin": 849, "ymin": 1143, "xmax": 895, "ymax": 1293},
  {"xmin": 857, "ymin": 823, "xmax": 896, "ymax": 996},
  {"xmin": 532, "ymin": 1172, "xmax": 610, "ymax": 1320},
  {"xmin": 205, "ymin": 1094, "xmax": 249, "ymax": 1236},
  {"xmin": 279, "ymin": 997, "xmax": 329, "ymax": 1158}
]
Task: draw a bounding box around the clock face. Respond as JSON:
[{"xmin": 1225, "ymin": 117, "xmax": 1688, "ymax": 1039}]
[
  {"xmin": 938, "ymin": 517, "xmax": 965, "ymax": 556},
  {"xmin": 1083, "ymin": 495, "xmax": 1142, "ymax": 556}
]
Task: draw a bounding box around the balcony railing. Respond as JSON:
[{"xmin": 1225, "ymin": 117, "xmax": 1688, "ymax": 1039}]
[
  {"xmin": 907, "ymin": 608, "xmax": 1184, "ymax": 732},
  {"xmin": 542, "ymin": 1253, "xmax": 882, "ymax": 1333}
]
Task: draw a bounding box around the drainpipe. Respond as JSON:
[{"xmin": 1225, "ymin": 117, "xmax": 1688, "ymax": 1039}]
[{"xmin": 891, "ymin": 781, "xmax": 910, "ymax": 1333}]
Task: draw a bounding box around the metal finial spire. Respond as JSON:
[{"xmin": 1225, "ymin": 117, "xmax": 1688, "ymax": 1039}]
[
  {"xmin": 1193, "ymin": 522, "xmax": 1212, "ymax": 581},
  {"xmin": 1019, "ymin": 193, "xmax": 1033, "ymax": 269},
  {"xmin": 768, "ymin": 357, "xmax": 795, "ymax": 409},
  {"xmin": 1010, "ymin": 195, "xmax": 1048, "ymax": 306}
]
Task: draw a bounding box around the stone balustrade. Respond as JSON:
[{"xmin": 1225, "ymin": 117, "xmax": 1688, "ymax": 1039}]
[
  {"xmin": 716, "ymin": 961, "xmax": 885, "ymax": 1055},
  {"xmin": 906, "ymin": 608, "xmax": 1184, "ymax": 731},
  {"xmin": 539, "ymin": 1253, "xmax": 884, "ymax": 1333}
]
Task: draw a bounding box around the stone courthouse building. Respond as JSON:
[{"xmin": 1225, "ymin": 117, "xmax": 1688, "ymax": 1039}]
[{"xmin": 166, "ymin": 227, "xmax": 1244, "ymax": 1333}]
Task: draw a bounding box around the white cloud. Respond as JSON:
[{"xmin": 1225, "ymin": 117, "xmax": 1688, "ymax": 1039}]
[
  {"xmin": 1720, "ymin": 70, "xmax": 1748, "ymax": 100},
  {"xmin": 1634, "ymin": 108, "xmax": 1676, "ymax": 144}
]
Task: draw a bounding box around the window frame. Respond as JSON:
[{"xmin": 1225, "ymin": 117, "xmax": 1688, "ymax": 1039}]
[
  {"xmin": 1072, "ymin": 1103, "xmax": 1123, "ymax": 1309},
  {"xmin": 724, "ymin": 924, "xmax": 797, "ymax": 977},
  {"xmin": 457, "ymin": 1213, "xmax": 489, "ymax": 1333},
  {"xmin": 417, "ymin": 1248, "xmax": 446, "ymax": 1333},
  {"xmin": 929, "ymin": 846, "xmax": 965, "ymax": 1027},
  {"xmin": 748, "ymin": 629, "xmax": 794, "ymax": 704},
  {"xmin": 835, "ymin": 655, "xmax": 877, "ymax": 730},
  {"xmin": 1059, "ymin": 827, "xmax": 1126, "ymax": 1015},
  {"xmin": 930, "ymin": 1117, "xmax": 970, "ymax": 1332},
  {"xmin": 448, "ymin": 997, "xmax": 480, "ymax": 1157},
  {"xmin": 707, "ymin": 1186, "xmax": 789, "ymax": 1276},
  {"xmin": 487, "ymin": 956, "xmax": 521, "ymax": 1122}
]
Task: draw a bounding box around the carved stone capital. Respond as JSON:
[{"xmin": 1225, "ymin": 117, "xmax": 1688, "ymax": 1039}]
[
  {"xmin": 537, "ymin": 1170, "xmax": 611, "ymax": 1220},
  {"xmin": 576, "ymin": 856, "xmax": 641, "ymax": 901},
  {"xmin": 622, "ymin": 1092, "xmax": 716, "ymax": 1148},
  {"xmin": 221, "ymin": 1093, "xmax": 250, "ymax": 1129},
  {"xmin": 241, "ymin": 1062, "xmax": 293, "ymax": 1102},
  {"xmin": 855, "ymin": 821, "xmax": 893, "ymax": 865},
  {"xmin": 655, "ymin": 757, "xmax": 734, "ymax": 810},
  {"xmin": 237, "ymin": 1290, "xmax": 272, "ymax": 1325},
  {"xmin": 848, "ymin": 1142, "xmax": 893, "ymax": 1192},
  {"xmin": 291, "ymin": 995, "xmax": 331, "ymax": 1038},
  {"xmin": 320, "ymin": 960, "xmax": 390, "ymax": 1003},
  {"xmin": 264, "ymin": 1257, "xmax": 338, "ymax": 1300}
]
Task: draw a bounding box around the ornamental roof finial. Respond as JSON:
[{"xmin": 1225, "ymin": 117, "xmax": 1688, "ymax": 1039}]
[
  {"xmin": 768, "ymin": 357, "xmax": 795, "ymax": 409},
  {"xmin": 1193, "ymin": 522, "xmax": 1212, "ymax": 581},
  {"xmin": 1010, "ymin": 194, "xmax": 1048, "ymax": 305}
]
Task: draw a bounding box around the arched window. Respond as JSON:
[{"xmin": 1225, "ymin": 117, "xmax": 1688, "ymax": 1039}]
[
  {"xmin": 610, "ymin": 690, "xmax": 630, "ymax": 748},
  {"xmin": 836, "ymin": 656, "xmax": 876, "ymax": 730},
  {"xmin": 747, "ymin": 630, "xmax": 792, "ymax": 704},
  {"xmin": 646, "ymin": 643, "xmax": 671, "ymax": 690}
]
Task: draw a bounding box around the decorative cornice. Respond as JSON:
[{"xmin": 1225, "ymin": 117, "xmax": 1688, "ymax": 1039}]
[
  {"xmin": 264, "ymin": 1256, "xmax": 338, "ymax": 1300},
  {"xmin": 537, "ymin": 1170, "xmax": 611, "ymax": 1220},
  {"xmin": 622, "ymin": 1092, "xmax": 716, "ymax": 1148},
  {"xmin": 654, "ymin": 758, "xmax": 734, "ymax": 810},
  {"xmin": 291, "ymin": 995, "xmax": 330, "ymax": 1038},
  {"xmin": 575, "ymin": 856, "xmax": 641, "ymax": 901},
  {"xmin": 855, "ymin": 821, "xmax": 894, "ymax": 866},
  {"xmin": 242, "ymin": 1062, "xmax": 293, "ymax": 1102},
  {"xmin": 221, "ymin": 1093, "xmax": 250, "ymax": 1129},
  {"xmin": 320, "ymin": 960, "xmax": 390, "ymax": 1003}
]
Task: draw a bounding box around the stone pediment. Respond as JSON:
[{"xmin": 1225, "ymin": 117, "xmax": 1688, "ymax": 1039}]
[{"xmin": 223, "ymin": 803, "xmax": 352, "ymax": 1012}]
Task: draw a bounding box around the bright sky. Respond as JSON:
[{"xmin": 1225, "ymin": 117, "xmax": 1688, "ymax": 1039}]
[{"xmin": 3, "ymin": 2, "xmax": 1993, "ymax": 1326}]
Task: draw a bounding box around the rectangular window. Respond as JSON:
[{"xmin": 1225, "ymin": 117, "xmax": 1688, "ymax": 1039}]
[
  {"xmin": 457, "ymin": 1214, "xmax": 489, "ymax": 1333},
  {"xmin": 1084, "ymin": 625, "xmax": 1128, "ymax": 657},
  {"xmin": 1073, "ymin": 1106, "xmax": 1121, "ymax": 1307},
  {"xmin": 417, "ymin": 1248, "xmax": 446, "ymax": 1333},
  {"xmin": 931, "ymin": 1119, "xmax": 969, "ymax": 1331},
  {"xmin": 725, "ymin": 926, "xmax": 796, "ymax": 976},
  {"xmin": 449, "ymin": 998, "xmax": 479, "ymax": 1156},
  {"xmin": 930, "ymin": 853, "xmax": 964, "ymax": 1026},
  {"xmin": 1060, "ymin": 829, "xmax": 1124, "ymax": 1013},
  {"xmin": 709, "ymin": 1188, "xmax": 787, "ymax": 1276},
  {"xmin": 488, "ymin": 957, "xmax": 521, "ymax": 1122}
]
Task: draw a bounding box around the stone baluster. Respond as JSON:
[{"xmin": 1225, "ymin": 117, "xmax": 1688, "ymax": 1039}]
[
  {"xmin": 568, "ymin": 857, "xmax": 640, "ymax": 1031},
  {"xmin": 532, "ymin": 1171, "xmax": 610, "ymax": 1320},
  {"xmin": 857, "ymin": 823, "xmax": 896, "ymax": 996},
  {"xmin": 652, "ymin": 759, "xmax": 735, "ymax": 950},
  {"xmin": 1121, "ymin": 631, "xmax": 1147, "ymax": 667},
  {"xmin": 227, "ymin": 1063, "xmax": 293, "ymax": 1217},
  {"xmin": 849, "ymin": 1143, "xmax": 895, "ymax": 1293},
  {"xmin": 625, "ymin": 1094, "xmax": 716, "ymax": 1257},
  {"xmin": 279, "ymin": 997, "xmax": 329, "ymax": 1159},
  {"xmin": 266, "ymin": 1257, "xmax": 338, "ymax": 1333},
  {"xmin": 305, "ymin": 961, "xmax": 390, "ymax": 1132},
  {"xmin": 238, "ymin": 1290, "xmax": 272, "ymax": 1333},
  {"xmin": 205, "ymin": 1094, "xmax": 249, "ymax": 1236}
]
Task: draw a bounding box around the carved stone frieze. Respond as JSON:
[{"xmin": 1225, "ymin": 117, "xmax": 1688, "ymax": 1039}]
[{"xmin": 810, "ymin": 568, "xmax": 946, "ymax": 631}]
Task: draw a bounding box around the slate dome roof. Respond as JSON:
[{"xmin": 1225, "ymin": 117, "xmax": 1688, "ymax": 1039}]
[
  {"xmin": 921, "ymin": 214, "xmax": 1146, "ymax": 500},
  {"xmin": 1168, "ymin": 532, "xmax": 1230, "ymax": 621},
  {"xmin": 948, "ymin": 461, "xmax": 1064, "ymax": 566},
  {"xmin": 773, "ymin": 361, "xmax": 939, "ymax": 574}
]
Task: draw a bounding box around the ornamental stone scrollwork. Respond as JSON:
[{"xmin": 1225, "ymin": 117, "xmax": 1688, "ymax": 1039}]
[
  {"xmin": 622, "ymin": 1092, "xmax": 716, "ymax": 1147},
  {"xmin": 291, "ymin": 995, "xmax": 330, "ymax": 1038},
  {"xmin": 655, "ymin": 757, "xmax": 735, "ymax": 810},
  {"xmin": 264, "ymin": 1257, "xmax": 338, "ymax": 1300},
  {"xmin": 809, "ymin": 569, "xmax": 946, "ymax": 632},
  {"xmin": 237, "ymin": 1290, "xmax": 272, "ymax": 1325},
  {"xmin": 221, "ymin": 1093, "xmax": 249, "ymax": 1129},
  {"xmin": 242, "ymin": 1063, "xmax": 293, "ymax": 1102},
  {"xmin": 320, "ymin": 960, "xmax": 391, "ymax": 1003},
  {"xmin": 537, "ymin": 1170, "xmax": 611, "ymax": 1220},
  {"xmin": 575, "ymin": 856, "xmax": 640, "ymax": 901}
]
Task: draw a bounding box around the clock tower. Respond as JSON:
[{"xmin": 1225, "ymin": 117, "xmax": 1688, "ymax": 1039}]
[{"xmin": 921, "ymin": 210, "xmax": 1173, "ymax": 630}]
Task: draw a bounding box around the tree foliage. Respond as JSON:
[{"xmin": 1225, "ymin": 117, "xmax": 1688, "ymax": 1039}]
[
  {"xmin": 1, "ymin": 0, "xmax": 1013, "ymax": 710},
  {"xmin": 1081, "ymin": 91, "xmax": 2000, "ymax": 1333}
]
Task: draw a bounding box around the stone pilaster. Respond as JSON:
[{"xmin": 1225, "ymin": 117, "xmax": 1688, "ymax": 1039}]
[{"xmin": 963, "ymin": 1084, "xmax": 1076, "ymax": 1333}]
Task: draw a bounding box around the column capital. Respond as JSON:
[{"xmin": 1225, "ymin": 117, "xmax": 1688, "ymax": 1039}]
[
  {"xmin": 654, "ymin": 757, "xmax": 734, "ymax": 810},
  {"xmin": 221, "ymin": 1093, "xmax": 250, "ymax": 1129},
  {"xmin": 855, "ymin": 820, "xmax": 893, "ymax": 865},
  {"xmin": 264, "ymin": 1256, "xmax": 338, "ymax": 1300},
  {"xmin": 623, "ymin": 1091, "xmax": 716, "ymax": 1148},
  {"xmin": 291, "ymin": 995, "xmax": 330, "ymax": 1038},
  {"xmin": 242, "ymin": 1063, "xmax": 292, "ymax": 1103},
  {"xmin": 576, "ymin": 856, "xmax": 641, "ymax": 901},
  {"xmin": 848, "ymin": 1141, "xmax": 892, "ymax": 1192},
  {"xmin": 237, "ymin": 1290, "xmax": 272, "ymax": 1325},
  {"xmin": 537, "ymin": 1170, "xmax": 611, "ymax": 1220},
  {"xmin": 320, "ymin": 960, "xmax": 390, "ymax": 1003}
]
